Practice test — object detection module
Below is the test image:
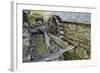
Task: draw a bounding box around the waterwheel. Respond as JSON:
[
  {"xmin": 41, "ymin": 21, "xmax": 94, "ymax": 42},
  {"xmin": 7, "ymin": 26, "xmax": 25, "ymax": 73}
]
[{"xmin": 46, "ymin": 15, "xmax": 64, "ymax": 39}]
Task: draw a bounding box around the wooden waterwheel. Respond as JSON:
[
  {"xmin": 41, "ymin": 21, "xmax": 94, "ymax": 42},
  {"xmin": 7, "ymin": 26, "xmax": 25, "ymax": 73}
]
[{"xmin": 46, "ymin": 15, "xmax": 64, "ymax": 39}]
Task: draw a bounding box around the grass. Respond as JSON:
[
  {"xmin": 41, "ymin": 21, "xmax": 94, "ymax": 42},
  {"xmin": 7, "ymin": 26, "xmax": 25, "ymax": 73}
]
[
  {"xmin": 33, "ymin": 34, "xmax": 47, "ymax": 56},
  {"xmin": 63, "ymin": 23, "xmax": 91, "ymax": 60},
  {"xmin": 63, "ymin": 51, "xmax": 81, "ymax": 60}
]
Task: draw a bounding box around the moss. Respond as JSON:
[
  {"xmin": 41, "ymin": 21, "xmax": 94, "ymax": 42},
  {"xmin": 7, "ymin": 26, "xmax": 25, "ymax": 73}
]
[
  {"xmin": 27, "ymin": 11, "xmax": 44, "ymax": 24},
  {"xmin": 63, "ymin": 51, "xmax": 81, "ymax": 60},
  {"xmin": 33, "ymin": 35, "xmax": 47, "ymax": 56},
  {"xmin": 63, "ymin": 23, "xmax": 91, "ymax": 60}
]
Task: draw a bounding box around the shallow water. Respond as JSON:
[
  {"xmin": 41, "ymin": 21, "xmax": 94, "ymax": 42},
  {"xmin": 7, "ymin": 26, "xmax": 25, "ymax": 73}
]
[{"xmin": 54, "ymin": 12, "xmax": 91, "ymax": 24}]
